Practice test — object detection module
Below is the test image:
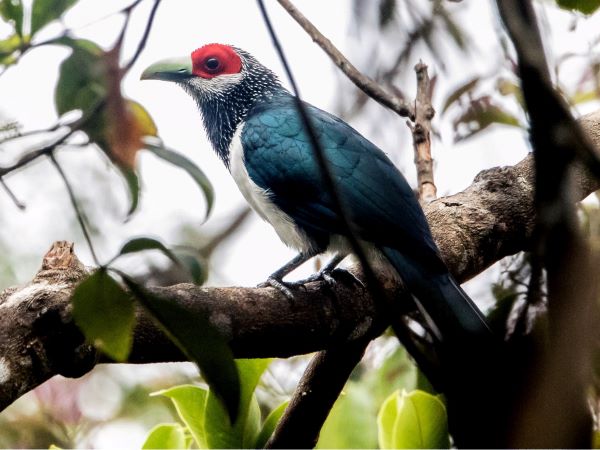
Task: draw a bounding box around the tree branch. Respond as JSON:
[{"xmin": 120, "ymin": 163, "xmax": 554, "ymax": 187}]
[
  {"xmin": 275, "ymin": 0, "xmax": 414, "ymax": 118},
  {"xmin": 408, "ymin": 61, "xmax": 437, "ymax": 204},
  {"xmin": 1, "ymin": 109, "xmax": 599, "ymax": 413}
]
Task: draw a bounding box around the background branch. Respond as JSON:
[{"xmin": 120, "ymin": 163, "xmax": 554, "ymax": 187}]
[{"xmin": 275, "ymin": 0, "xmax": 413, "ymax": 118}]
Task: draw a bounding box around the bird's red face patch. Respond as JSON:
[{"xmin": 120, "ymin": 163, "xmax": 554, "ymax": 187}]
[{"xmin": 191, "ymin": 44, "xmax": 242, "ymax": 79}]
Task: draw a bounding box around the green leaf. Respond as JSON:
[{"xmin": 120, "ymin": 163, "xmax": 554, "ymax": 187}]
[
  {"xmin": 0, "ymin": 0, "xmax": 23, "ymax": 36},
  {"xmin": 377, "ymin": 389, "xmax": 399, "ymax": 450},
  {"xmin": 556, "ymin": 0, "xmax": 600, "ymax": 14},
  {"xmin": 121, "ymin": 275, "xmax": 240, "ymax": 423},
  {"xmin": 55, "ymin": 38, "xmax": 106, "ymax": 117},
  {"xmin": 0, "ymin": 34, "xmax": 21, "ymax": 67},
  {"xmin": 453, "ymin": 100, "xmax": 522, "ymax": 143},
  {"xmin": 142, "ymin": 423, "xmax": 187, "ymax": 449},
  {"xmin": 71, "ymin": 269, "xmax": 134, "ymax": 361},
  {"xmin": 253, "ymin": 400, "xmax": 289, "ymax": 449},
  {"xmin": 145, "ymin": 141, "xmax": 214, "ymax": 221},
  {"xmin": 243, "ymin": 395, "xmax": 262, "ymax": 448},
  {"xmin": 114, "ymin": 236, "xmax": 180, "ymax": 266},
  {"xmin": 118, "ymin": 165, "xmax": 140, "ymax": 218},
  {"xmin": 204, "ymin": 359, "xmax": 270, "ymax": 449},
  {"xmin": 31, "ymin": 0, "xmax": 77, "ymax": 35},
  {"xmin": 441, "ymin": 77, "xmax": 480, "ymax": 114},
  {"xmin": 377, "ymin": 390, "xmax": 450, "ymax": 449},
  {"xmin": 153, "ymin": 385, "xmax": 208, "ymax": 448},
  {"xmin": 317, "ymin": 382, "xmax": 378, "ymax": 449}
]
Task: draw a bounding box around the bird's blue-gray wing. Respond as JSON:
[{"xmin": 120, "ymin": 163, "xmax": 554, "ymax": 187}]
[{"xmin": 241, "ymin": 98, "xmax": 443, "ymax": 269}]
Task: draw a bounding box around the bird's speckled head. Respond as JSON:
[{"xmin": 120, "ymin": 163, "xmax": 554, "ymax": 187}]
[{"xmin": 142, "ymin": 43, "xmax": 285, "ymax": 165}]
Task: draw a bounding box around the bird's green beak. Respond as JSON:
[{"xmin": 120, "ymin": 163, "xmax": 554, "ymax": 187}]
[{"xmin": 140, "ymin": 57, "xmax": 193, "ymax": 82}]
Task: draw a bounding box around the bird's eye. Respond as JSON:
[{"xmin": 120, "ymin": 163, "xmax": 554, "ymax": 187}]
[{"xmin": 204, "ymin": 57, "xmax": 221, "ymax": 72}]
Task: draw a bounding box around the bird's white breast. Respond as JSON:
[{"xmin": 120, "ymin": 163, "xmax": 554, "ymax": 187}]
[{"xmin": 228, "ymin": 126, "xmax": 313, "ymax": 252}]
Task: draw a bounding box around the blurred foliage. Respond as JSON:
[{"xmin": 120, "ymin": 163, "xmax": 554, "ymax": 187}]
[
  {"xmin": 556, "ymin": 0, "xmax": 600, "ymax": 14},
  {"xmin": 142, "ymin": 359, "xmax": 277, "ymax": 449},
  {"xmin": 141, "ymin": 344, "xmax": 419, "ymax": 449},
  {"xmin": 377, "ymin": 389, "xmax": 449, "ymax": 449}
]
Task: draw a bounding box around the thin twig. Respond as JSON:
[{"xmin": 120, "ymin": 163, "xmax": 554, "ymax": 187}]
[
  {"xmin": 49, "ymin": 153, "xmax": 99, "ymax": 265},
  {"xmin": 0, "ymin": 178, "xmax": 25, "ymax": 209},
  {"xmin": 123, "ymin": 0, "xmax": 162, "ymax": 73},
  {"xmin": 0, "ymin": 133, "xmax": 71, "ymax": 177},
  {"xmin": 408, "ymin": 61, "xmax": 437, "ymax": 204},
  {"xmin": 200, "ymin": 207, "xmax": 252, "ymax": 256},
  {"xmin": 275, "ymin": 0, "xmax": 414, "ymax": 118}
]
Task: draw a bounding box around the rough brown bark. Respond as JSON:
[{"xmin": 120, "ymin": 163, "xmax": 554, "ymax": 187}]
[{"xmin": 0, "ymin": 109, "xmax": 599, "ymax": 413}]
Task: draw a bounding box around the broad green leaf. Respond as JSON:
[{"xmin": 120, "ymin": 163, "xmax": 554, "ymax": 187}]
[
  {"xmin": 365, "ymin": 345, "xmax": 416, "ymax": 407},
  {"xmin": 153, "ymin": 385, "xmax": 208, "ymax": 449},
  {"xmin": 118, "ymin": 165, "xmax": 140, "ymax": 218},
  {"xmin": 145, "ymin": 141, "xmax": 214, "ymax": 221},
  {"xmin": 142, "ymin": 423, "xmax": 187, "ymax": 450},
  {"xmin": 243, "ymin": 395, "xmax": 262, "ymax": 448},
  {"xmin": 378, "ymin": 390, "xmax": 450, "ymax": 449},
  {"xmin": 0, "ymin": 0, "xmax": 23, "ymax": 36},
  {"xmin": 317, "ymin": 382, "xmax": 378, "ymax": 449},
  {"xmin": 55, "ymin": 38, "xmax": 106, "ymax": 119},
  {"xmin": 31, "ymin": 0, "xmax": 77, "ymax": 35},
  {"xmin": 204, "ymin": 359, "xmax": 270, "ymax": 449},
  {"xmin": 377, "ymin": 389, "xmax": 399, "ymax": 450},
  {"xmin": 556, "ymin": 0, "xmax": 600, "ymax": 14},
  {"xmin": 121, "ymin": 275, "xmax": 240, "ymax": 423},
  {"xmin": 253, "ymin": 400, "xmax": 289, "ymax": 449},
  {"xmin": 114, "ymin": 237, "xmax": 180, "ymax": 266},
  {"xmin": 71, "ymin": 269, "xmax": 134, "ymax": 361}
]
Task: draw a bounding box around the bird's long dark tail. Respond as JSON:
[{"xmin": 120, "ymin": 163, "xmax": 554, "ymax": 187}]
[{"xmin": 381, "ymin": 247, "xmax": 491, "ymax": 341}]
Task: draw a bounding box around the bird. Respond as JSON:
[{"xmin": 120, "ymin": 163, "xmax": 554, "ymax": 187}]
[{"xmin": 141, "ymin": 43, "xmax": 491, "ymax": 341}]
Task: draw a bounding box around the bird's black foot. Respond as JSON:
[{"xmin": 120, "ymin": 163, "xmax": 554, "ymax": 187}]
[
  {"xmin": 292, "ymin": 267, "xmax": 365, "ymax": 289},
  {"xmin": 257, "ymin": 276, "xmax": 295, "ymax": 299}
]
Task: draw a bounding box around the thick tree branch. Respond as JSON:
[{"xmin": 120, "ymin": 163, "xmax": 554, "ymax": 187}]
[{"xmin": 1, "ymin": 109, "xmax": 599, "ymax": 413}]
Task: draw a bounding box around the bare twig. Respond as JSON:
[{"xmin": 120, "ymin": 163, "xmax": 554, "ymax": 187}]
[
  {"xmin": 275, "ymin": 0, "xmax": 414, "ymax": 118},
  {"xmin": 49, "ymin": 154, "xmax": 99, "ymax": 265},
  {"xmin": 0, "ymin": 178, "xmax": 25, "ymax": 209},
  {"xmin": 200, "ymin": 207, "xmax": 252, "ymax": 256},
  {"xmin": 408, "ymin": 61, "xmax": 437, "ymax": 204},
  {"xmin": 0, "ymin": 131, "xmax": 72, "ymax": 177},
  {"xmin": 122, "ymin": 0, "xmax": 162, "ymax": 73}
]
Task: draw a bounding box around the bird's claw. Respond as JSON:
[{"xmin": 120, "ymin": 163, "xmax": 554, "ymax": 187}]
[
  {"xmin": 258, "ymin": 276, "xmax": 295, "ymax": 299},
  {"xmin": 292, "ymin": 268, "xmax": 365, "ymax": 289},
  {"xmin": 330, "ymin": 268, "xmax": 365, "ymax": 289}
]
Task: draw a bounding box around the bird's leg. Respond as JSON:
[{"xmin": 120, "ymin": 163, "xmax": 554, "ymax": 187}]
[
  {"xmin": 257, "ymin": 252, "xmax": 315, "ymax": 298},
  {"xmin": 290, "ymin": 254, "xmax": 365, "ymax": 288}
]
